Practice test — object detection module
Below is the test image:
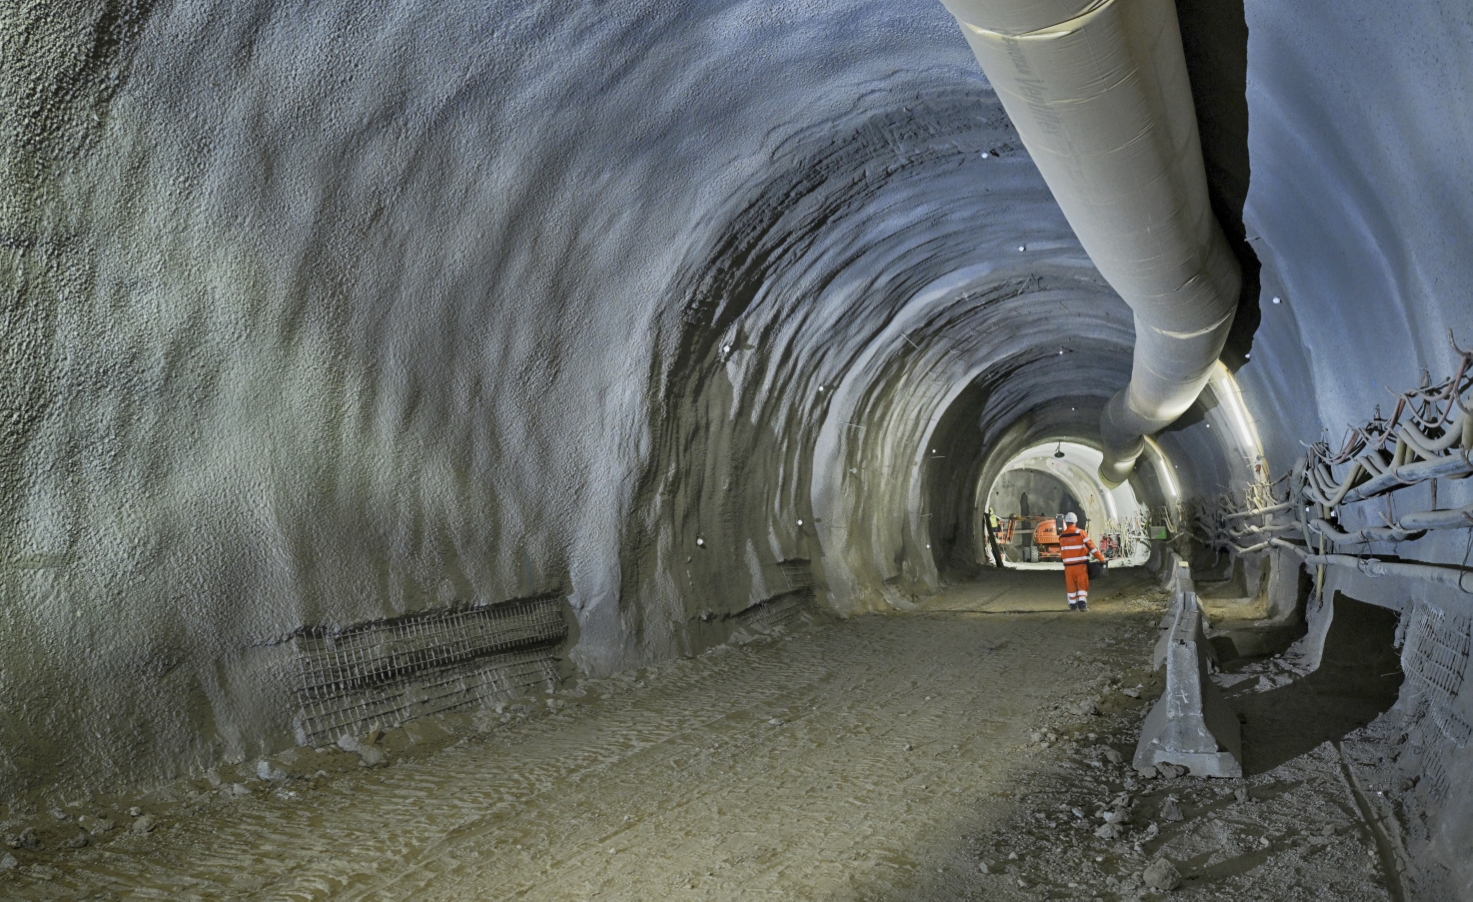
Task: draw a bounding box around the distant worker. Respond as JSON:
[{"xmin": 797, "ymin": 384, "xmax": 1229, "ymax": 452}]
[
  {"xmin": 1059, "ymin": 511, "xmax": 1106, "ymax": 611},
  {"xmin": 984, "ymin": 506, "xmax": 1006, "ymax": 568}
]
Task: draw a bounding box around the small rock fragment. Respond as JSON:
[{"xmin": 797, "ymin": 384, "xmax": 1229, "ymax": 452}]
[
  {"xmin": 131, "ymin": 815, "xmax": 156, "ymax": 834},
  {"xmin": 1094, "ymin": 823, "xmax": 1122, "ymax": 839},
  {"xmin": 256, "ymin": 760, "xmax": 289, "ymax": 782},
  {"xmin": 338, "ymin": 734, "xmax": 387, "ymax": 767},
  {"xmin": 0, "ymin": 853, "xmax": 17, "ymax": 871},
  {"xmin": 1142, "ymin": 857, "xmax": 1182, "ymax": 891},
  {"xmin": 65, "ymin": 833, "xmax": 89, "ymax": 849},
  {"xmin": 1008, "ymin": 851, "xmax": 1019, "ymax": 860},
  {"xmin": 1160, "ymin": 797, "xmax": 1184, "ymax": 822},
  {"xmin": 1123, "ymin": 687, "xmax": 1142, "ymax": 698},
  {"xmin": 1137, "ymin": 765, "xmax": 1159, "ymax": 780},
  {"xmin": 1234, "ymin": 787, "xmax": 1250, "ymax": 803},
  {"xmin": 977, "ymin": 861, "xmax": 990, "ymax": 874},
  {"xmin": 5, "ymin": 829, "xmax": 37, "ymax": 850},
  {"xmin": 128, "ymin": 807, "xmax": 143, "ymax": 818},
  {"xmin": 1320, "ymin": 824, "xmax": 1335, "ymax": 837},
  {"xmin": 1103, "ymin": 748, "xmax": 1123, "ymax": 765},
  {"xmin": 77, "ymin": 815, "xmax": 114, "ymax": 836}
]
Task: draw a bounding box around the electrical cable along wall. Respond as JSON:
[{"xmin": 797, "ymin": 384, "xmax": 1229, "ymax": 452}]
[{"xmin": 1194, "ymin": 341, "xmax": 1473, "ymax": 890}]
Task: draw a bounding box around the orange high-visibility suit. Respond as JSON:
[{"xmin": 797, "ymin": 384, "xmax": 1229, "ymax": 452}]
[{"xmin": 1058, "ymin": 525, "xmax": 1106, "ymax": 610}]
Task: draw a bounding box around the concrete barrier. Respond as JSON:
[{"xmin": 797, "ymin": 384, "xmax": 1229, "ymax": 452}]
[{"xmin": 1134, "ymin": 570, "xmax": 1243, "ymax": 778}]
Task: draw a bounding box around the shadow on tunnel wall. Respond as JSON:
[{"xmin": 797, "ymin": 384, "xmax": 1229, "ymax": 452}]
[
  {"xmin": 1175, "ymin": 0, "xmax": 1261, "ymax": 369},
  {"xmin": 1228, "ymin": 594, "xmax": 1403, "ymax": 776}
]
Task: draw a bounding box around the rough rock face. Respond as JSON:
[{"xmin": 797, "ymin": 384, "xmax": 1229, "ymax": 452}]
[
  {"xmin": 2, "ymin": 8, "xmax": 1472, "ymax": 885},
  {"xmin": 1237, "ymin": 3, "xmax": 1473, "ymax": 894},
  {"xmin": 0, "ymin": 0, "xmax": 1137, "ymax": 804}
]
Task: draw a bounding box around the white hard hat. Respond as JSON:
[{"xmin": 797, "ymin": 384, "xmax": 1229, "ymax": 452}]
[{"xmin": 1064, "ymin": 512, "xmax": 1078, "ymax": 524}]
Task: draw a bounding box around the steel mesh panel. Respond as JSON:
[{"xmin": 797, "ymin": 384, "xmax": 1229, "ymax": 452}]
[
  {"xmin": 290, "ymin": 596, "xmax": 567, "ymax": 745},
  {"xmin": 739, "ymin": 589, "xmax": 813, "ymax": 631},
  {"xmin": 1402, "ymin": 606, "xmax": 1472, "ymax": 748},
  {"xmin": 777, "ymin": 559, "xmax": 815, "ymax": 592}
]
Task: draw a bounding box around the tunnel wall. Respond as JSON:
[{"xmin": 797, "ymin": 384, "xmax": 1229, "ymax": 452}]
[
  {"xmin": 0, "ymin": 0, "xmax": 990, "ymax": 805},
  {"xmin": 7, "ymin": 7, "xmax": 1473, "ymax": 881},
  {"xmin": 1221, "ymin": 2, "xmax": 1473, "ymax": 894},
  {"xmin": 0, "ymin": 0, "xmax": 1144, "ymax": 809},
  {"xmin": 988, "ymin": 470, "xmax": 1077, "ymax": 522}
]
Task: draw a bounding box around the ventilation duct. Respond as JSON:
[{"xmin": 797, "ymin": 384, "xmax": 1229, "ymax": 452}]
[{"xmin": 938, "ymin": 0, "xmax": 1240, "ymax": 486}]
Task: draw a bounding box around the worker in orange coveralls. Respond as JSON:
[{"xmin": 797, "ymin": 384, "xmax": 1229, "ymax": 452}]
[{"xmin": 1059, "ymin": 511, "xmax": 1106, "ymax": 611}]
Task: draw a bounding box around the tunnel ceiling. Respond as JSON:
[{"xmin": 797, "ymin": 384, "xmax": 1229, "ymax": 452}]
[{"xmin": 3, "ymin": 0, "xmax": 1472, "ymax": 813}]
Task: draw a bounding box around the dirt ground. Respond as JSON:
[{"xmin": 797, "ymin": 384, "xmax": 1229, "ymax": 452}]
[{"xmin": 0, "ymin": 568, "xmax": 1408, "ymax": 900}]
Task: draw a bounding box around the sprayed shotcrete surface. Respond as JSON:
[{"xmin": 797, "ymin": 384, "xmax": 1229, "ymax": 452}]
[
  {"xmin": 0, "ymin": 573, "xmax": 1405, "ymax": 900},
  {"xmin": 0, "ymin": 0, "xmax": 1150, "ymax": 802},
  {"xmin": 5, "ymin": 0, "xmax": 1473, "ymax": 886}
]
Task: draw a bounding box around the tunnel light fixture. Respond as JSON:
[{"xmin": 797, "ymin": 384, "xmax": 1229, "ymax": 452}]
[
  {"xmin": 1018, "ymin": 245, "xmax": 1027, "ymax": 252},
  {"xmin": 1272, "ymin": 296, "xmax": 1281, "ymax": 304},
  {"xmin": 797, "ymin": 519, "xmax": 804, "ymax": 526},
  {"xmin": 1143, "ymin": 436, "xmax": 1178, "ymax": 499},
  {"xmin": 1209, "ymin": 362, "xmax": 1264, "ymax": 467}
]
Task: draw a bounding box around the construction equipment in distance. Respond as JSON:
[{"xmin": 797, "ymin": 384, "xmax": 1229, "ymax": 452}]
[{"xmin": 999, "ymin": 515, "xmax": 1063, "ymax": 563}]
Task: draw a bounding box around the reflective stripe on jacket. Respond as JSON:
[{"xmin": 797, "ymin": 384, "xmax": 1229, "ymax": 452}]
[{"xmin": 1058, "ymin": 526, "xmax": 1097, "ymax": 566}]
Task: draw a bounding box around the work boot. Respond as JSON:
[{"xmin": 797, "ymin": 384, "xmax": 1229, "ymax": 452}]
[
  {"xmin": 1068, "ymin": 603, "xmax": 1078, "ymax": 612},
  {"xmin": 1078, "ymin": 600, "xmax": 1089, "ymax": 612}
]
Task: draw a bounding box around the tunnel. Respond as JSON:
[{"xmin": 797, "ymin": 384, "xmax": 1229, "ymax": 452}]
[{"xmin": 3, "ymin": 0, "xmax": 1473, "ymax": 898}]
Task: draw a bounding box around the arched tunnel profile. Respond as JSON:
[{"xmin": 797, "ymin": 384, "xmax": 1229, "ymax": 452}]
[{"xmin": 2, "ymin": 1, "xmax": 1471, "ymax": 898}]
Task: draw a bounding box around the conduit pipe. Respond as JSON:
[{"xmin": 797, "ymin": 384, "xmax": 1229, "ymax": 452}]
[
  {"xmin": 1306, "ymin": 503, "xmax": 1473, "ymax": 545},
  {"xmin": 1271, "ymin": 539, "xmax": 1473, "ymax": 594},
  {"xmin": 1221, "ymin": 501, "xmax": 1295, "ymax": 521},
  {"xmin": 1307, "ymin": 451, "xmax": 1473, "ymax": 507},
  {"xmin": 938, "ymin": 0, "xmax": 1240, "ymax": 486},
  {"xmin": 1309, "ymin": 518, "xmax": 1424, "ymax": 545}
]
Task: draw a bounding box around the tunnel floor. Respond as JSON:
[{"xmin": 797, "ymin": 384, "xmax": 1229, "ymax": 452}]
[{"xmin": 4, "ymin": 572, "xmax": 1402, "ymax": 901}]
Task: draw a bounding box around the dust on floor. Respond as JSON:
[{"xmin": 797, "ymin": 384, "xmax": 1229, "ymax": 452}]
[{"xmin": 0, "ymin": 570, "xmax": 1405, "ymax": 900}]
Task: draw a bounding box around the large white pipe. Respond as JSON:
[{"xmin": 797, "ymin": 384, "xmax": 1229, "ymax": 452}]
[{"xmin": 938, "ymin": 0, "xmax": 1240, "ymax": 486}]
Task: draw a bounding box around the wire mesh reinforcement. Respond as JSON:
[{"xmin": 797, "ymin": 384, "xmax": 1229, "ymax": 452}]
[
  {"xmin": 738, "ymin": 589, "xmax": 813, "ymax": 632},
  {"xmin": 291, "ymin": 596, "xmax": 567, "ymax": 745},
  {"xmin": 777, "ymin": 558, "xmax": 815, "ymax": 592},
  {"xmin": 1402, "ymin": 605, "xmax": 1472, "ymax": 750}
]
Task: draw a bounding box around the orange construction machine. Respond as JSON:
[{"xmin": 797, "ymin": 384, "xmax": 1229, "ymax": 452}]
[{"xmin": 1000, "ymin": 515, "xmax": 1064, "ymax": 563}]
